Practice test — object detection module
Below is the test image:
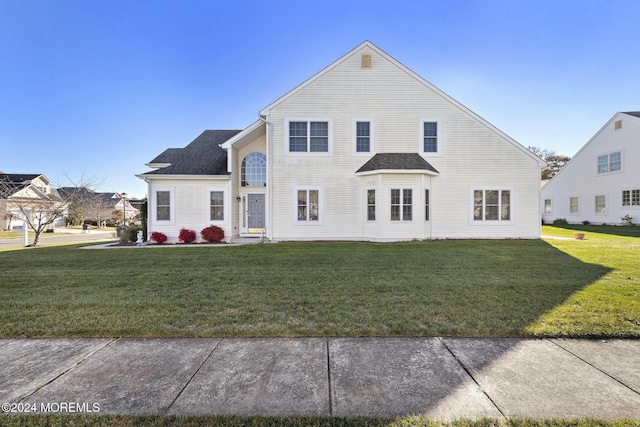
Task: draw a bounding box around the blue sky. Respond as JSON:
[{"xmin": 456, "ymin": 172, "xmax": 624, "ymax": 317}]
[{"xmin": 2, "ymin": 0, "xmax": 639, "ymax": 198}]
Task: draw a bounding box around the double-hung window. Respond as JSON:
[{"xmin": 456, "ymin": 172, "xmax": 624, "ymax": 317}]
[
  {"xmin": 421, "ymin": 119, "xmax": 440, "ymax": 154},
  {"xmin": 472, "ymin": 188, "xmax": 512, "ymax": 222},
  {"xmin": 622, "ymin": 190, "xmax": 640, "ymax": 206},
  {"xmin": 287, "ymin": 119, "xmax": 331, "ymax": 153},
  {"xmin": 210, "ymin": 191, "xmax": 224, "ymax": 221},
  {"xmin": 595, "ymin": 195, "xmax": 606, "ymax": 213},
  {"xmin": 367, "ymin": 189, "xmax": 376, "ymax": 221},
  {"xmin": 569, "ymin": 197, "xmax": 580, "ymax": 214},
  {"xmin": 156, "ymin": 191, "xmax": 171, "ymax": 221},
  {"xmin": 597, "ymin": 152, "xmax": 622, "ymax": 174},
  {"xmin": 425, "ymin": 189, "xmax": 430, "ymax": 221},
  {"xmin": 391, "ymin": 189, "xmax": 412, "ymax": 221},
  {"xmin": 353, "ymin": 119, "xmax": 374, "ymax": 154}
]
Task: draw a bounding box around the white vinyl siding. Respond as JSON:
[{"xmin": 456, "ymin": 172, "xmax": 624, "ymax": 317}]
[{"xmin": 263, "ymin": 45, "xmax": 541, "ymax": 240}]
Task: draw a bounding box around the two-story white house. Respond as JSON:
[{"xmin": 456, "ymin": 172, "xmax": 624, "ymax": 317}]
[
  {"xmin": 138, "ymin": 41, "xmax": 545, "ymax": 242},
  {"xmin": 541, "ymin": 112, "xmax": 640, "ymax": 225}
]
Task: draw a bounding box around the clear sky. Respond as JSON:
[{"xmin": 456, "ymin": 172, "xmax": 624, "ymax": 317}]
[{"xmin": 2, "ymin": 0, "xmax": 639, "ymax": 198}]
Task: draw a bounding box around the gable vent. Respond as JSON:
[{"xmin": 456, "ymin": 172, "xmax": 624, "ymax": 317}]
[
  {"xmin": 361, "ymin": 54, "xmax": 372, "ymax": 68},
  {"xmin": 615, "ymin": 120, "xmax": 622, "ymax": 130}
]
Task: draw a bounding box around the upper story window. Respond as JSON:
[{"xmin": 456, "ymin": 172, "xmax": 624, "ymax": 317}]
[
  {"xmin": 287, "ymin": 119, "xmax": 332, "ymax": 154},
  {"xmin": 597, "ymin": 151, "xmax": 621, "ymax": 174},
  {"xmin": 420, "ymin": 119, "xmax": 440, "ymax": 155},
  {"xmin": 241, "ymin": 152, "xmax": 266, "ymax": 187},
  {"xmin": 353, "ymin": 119, "xmax": 374, "ymax": 154}
]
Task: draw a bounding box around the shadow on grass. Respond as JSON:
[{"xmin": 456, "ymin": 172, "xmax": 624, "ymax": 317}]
[{"xmin": 549, "ymin": 224, "xmax": 640, "ymax": 238}]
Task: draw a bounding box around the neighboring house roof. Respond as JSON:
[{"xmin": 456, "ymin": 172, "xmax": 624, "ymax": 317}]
[
  {"xmin": 623, "ymin": 111, "xmax": 640, "ymax": 118},
  {"xmin": 0, "ymin": 174, "xmax": 46, "ymax": 198},
  {"xmin": 143, "ymin": 130, "xmax": 241, "ymax": 176},
  {"xmin": 356, "ymin": 153, "xmax": 439, "ymax": 174}
]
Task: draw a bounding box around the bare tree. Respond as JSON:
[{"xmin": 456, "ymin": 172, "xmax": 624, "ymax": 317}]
[
  {"xmin": 528, "ymin": 147, "xmax": 571, "ymax": 180},
  {"xmin": 0, "ymin": 174, "xmax": 102, "ymax": 246},
  {"xmin": 84, "ymin": 193, "xmax": 114, "ymax": 227}
]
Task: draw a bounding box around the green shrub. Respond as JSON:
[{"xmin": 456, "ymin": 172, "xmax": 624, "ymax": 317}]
[
  {"xmin": 553, "ymin": 218, "xmax": 568, "ymax": 225},
  {"xmin": 120, "ymin": 225, "xmax": 143, "ymax": 243}
]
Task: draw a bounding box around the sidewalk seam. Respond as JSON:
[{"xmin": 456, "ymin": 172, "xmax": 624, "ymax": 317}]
[
  {"xmin": 439, "ymin": 337, "xmax": 507, "ymax": 419},
  {"xmin": 326, "ymin": 338, "xmax": 333, "ymax": 416},
  {"xmin": 164, "ymin": 338, "xmax": 223, "ymax": 414},
  {"xmin": 549, "ymin": 339, "xmax": 640, "ymax": 397},
  {"xmin": 18, "ymin": 337, "xmax": 117, "ymax": 402}
]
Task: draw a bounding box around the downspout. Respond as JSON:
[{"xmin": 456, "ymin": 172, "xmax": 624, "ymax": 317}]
[{"xmin": 258, "ymin": 114, "xmax": 273, "ymax": 241}]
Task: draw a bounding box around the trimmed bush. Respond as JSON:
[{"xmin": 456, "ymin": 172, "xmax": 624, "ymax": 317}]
[
  {"xmin": 553, "ymin": 218, "xmax": 568, "ymax": 225},
  {"xmin": 201, "ymin": 225, "xmax": 225, "ymax": 243},
  {"xmin": 178, "ymin": 228, "xmax": 197, "ymax": 244},
  {"xmin": 150, "ymin": 231, "xmax": 167, "ymax": 244},
  {"xmin": 120, "ymin": 225, "xmax": 143, "ymax": 243}
]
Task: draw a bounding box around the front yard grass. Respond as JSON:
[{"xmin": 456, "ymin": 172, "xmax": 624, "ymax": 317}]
[{"xmin": 0, "ymin": 225, "xmax": 638, "ymax": 338}]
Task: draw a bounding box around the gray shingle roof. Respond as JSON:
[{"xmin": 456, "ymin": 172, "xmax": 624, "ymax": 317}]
[
  {"xmin": 622, "ymin": 112, "xmax": 640, "ymax": 118},
  {"xmin": 356, "ymin": 153, "xmax": 439, "ymax": 174},
  {"xmin": 0, "ymin": 174, "xmax": 43, "ymax": 198},
  {"xmin": 144, "ymin": 130, "xmax": 241, "ymax": 176}
]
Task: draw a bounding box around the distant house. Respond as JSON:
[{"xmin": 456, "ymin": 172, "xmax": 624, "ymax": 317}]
[
  {"xmin": 57, "ymin": 187, "xmax": 139, "ymax": 225},
  {"xmin": 138, "ymin": 41, "xmax": 544, "ymax": 242},
  {"xmin": 0, "ymin": 173, "xmax": 63, "ymax": 230},
  {"xmin": 541, "ymin": 112, "xmax": 640, "ymax": 225}
]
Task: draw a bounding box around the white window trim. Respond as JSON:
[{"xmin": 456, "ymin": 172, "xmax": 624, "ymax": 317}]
[
  {"xmin": 152, "ymin": 187, "xmax": 175, "ymax": 225},
  {"xmin": 622, "ymin": 189, "xmax": 640, "ymax": 207},
  {"xmin": 425, "ymin": 188, "xmax": 430, "ymax": 222},
  {"xmin": 419, "ymin": 118, "xmax": 442, "ymax": 156},
  {"xmin": 366, "ymin": 188, "xmax": 376, "ymax": 221},
  {"xmin": 544, "ymin": 199, "xmax": 552, "ymax": 215},
  {"xmin": 594, "ymin": 194, "xmax": 607, "ymax": 215},
  {"xmin": 293, "ymin": 186, "xmax": 323, "ymax": 225},
  {"xmin": 569, "ymin": 196, "xmax": 580, "ymax": 215},
  {"xmin": 390, "ymin": 188, "xmax": 413, "ymax": 222},
  {"xmin": 596, "ymin": 150, "xmax": 623, "ymax": 175},
  {"xmin": 206, "ymin": 187, "xmax": 229, "ymax": 225},
  {"xmin": 469, "ymin": 186, "xmax": 515, "ymax": 225},
  {"xmin": 352, "ymin": 118, "xmax": 375, "ymax": 156},
  {"xmin": 285, "ymin": 117, "xmax": 333, "ymax": 156}
]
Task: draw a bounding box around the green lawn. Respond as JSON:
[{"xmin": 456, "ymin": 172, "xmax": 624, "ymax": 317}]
[{"xmin": 0, "ymin": 226, "xmax": 638, "ymax": 338}]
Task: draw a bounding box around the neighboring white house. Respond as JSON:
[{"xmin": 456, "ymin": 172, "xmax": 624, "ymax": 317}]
[
  {"xmin": 138, "ymin": 41, "xmax": 545, "ymax": 242},
  {"xmin": 0, "ymin": 173, "xmax": 64, "ymax": 231},
  {"xmin": 541, "ymin": 112, "xmax": 640, "ymax": 225}
]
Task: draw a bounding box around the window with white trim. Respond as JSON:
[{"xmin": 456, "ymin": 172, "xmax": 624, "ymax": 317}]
[
  {"xmin": 569, "ymin": 197, "xmax": 579, "ymax": 214},
  {"xmin": 156, "ymin": 191, "xmax": 171, "ymax": 221},
  {"xmin": 367, "ymin": 189, "xmax": 375, "ymax": 221},
  {"xmin": 622, "ymin": 190, "xmax": 640, "ymax": 206},
  {"xmin": 210, "ymin": 191, "xmax": 224, "ymax": 221},
  {"xmin": 425, "ymin": 189, "xmax": 430, "ymax": 221},
  {"xmin": 391, "ymin": 189, "xmax": 412, "ymax": 221},
  {"xmin": 241, "ymin": 152, "xmax": 266, "ymax": 187},
  {"xmin": 473, "ymin": 189, "xmax": 512, "ymax": 222},
  {"xmin": 420, "ymin": 119, "xmax": 440, "ymax": 154},
  {"xmin": 296, "ymin": 188, "xmax": 320, "ymax": 222},
  {"xmin": 287, "ymin": 119, "xmax": 331, "ymax": 153},
  {"xmin": 353, "ymin": 120, "xmax": 374, "ymax": 153},
  {"xmin": 597, "ymin": 152, "xmax": 622, "ymax": 174},
  {"xmin": 595, "ymin": 195, "xmax": 606, "ymax": 213},
  {"xmin": 544, "ymin": 199, "xmax": 551, "ymax": 214}
]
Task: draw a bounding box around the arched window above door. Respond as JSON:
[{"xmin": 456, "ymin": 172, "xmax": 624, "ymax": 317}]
[{"xmin": 241, "ymin": 152, "xmax": 266, "ymax": 187}]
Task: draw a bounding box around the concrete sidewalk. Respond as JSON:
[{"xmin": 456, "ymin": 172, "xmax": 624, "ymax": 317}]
[{"xmin": 1, "ymin": 338, "xmax": 639, "ymax": 419}]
